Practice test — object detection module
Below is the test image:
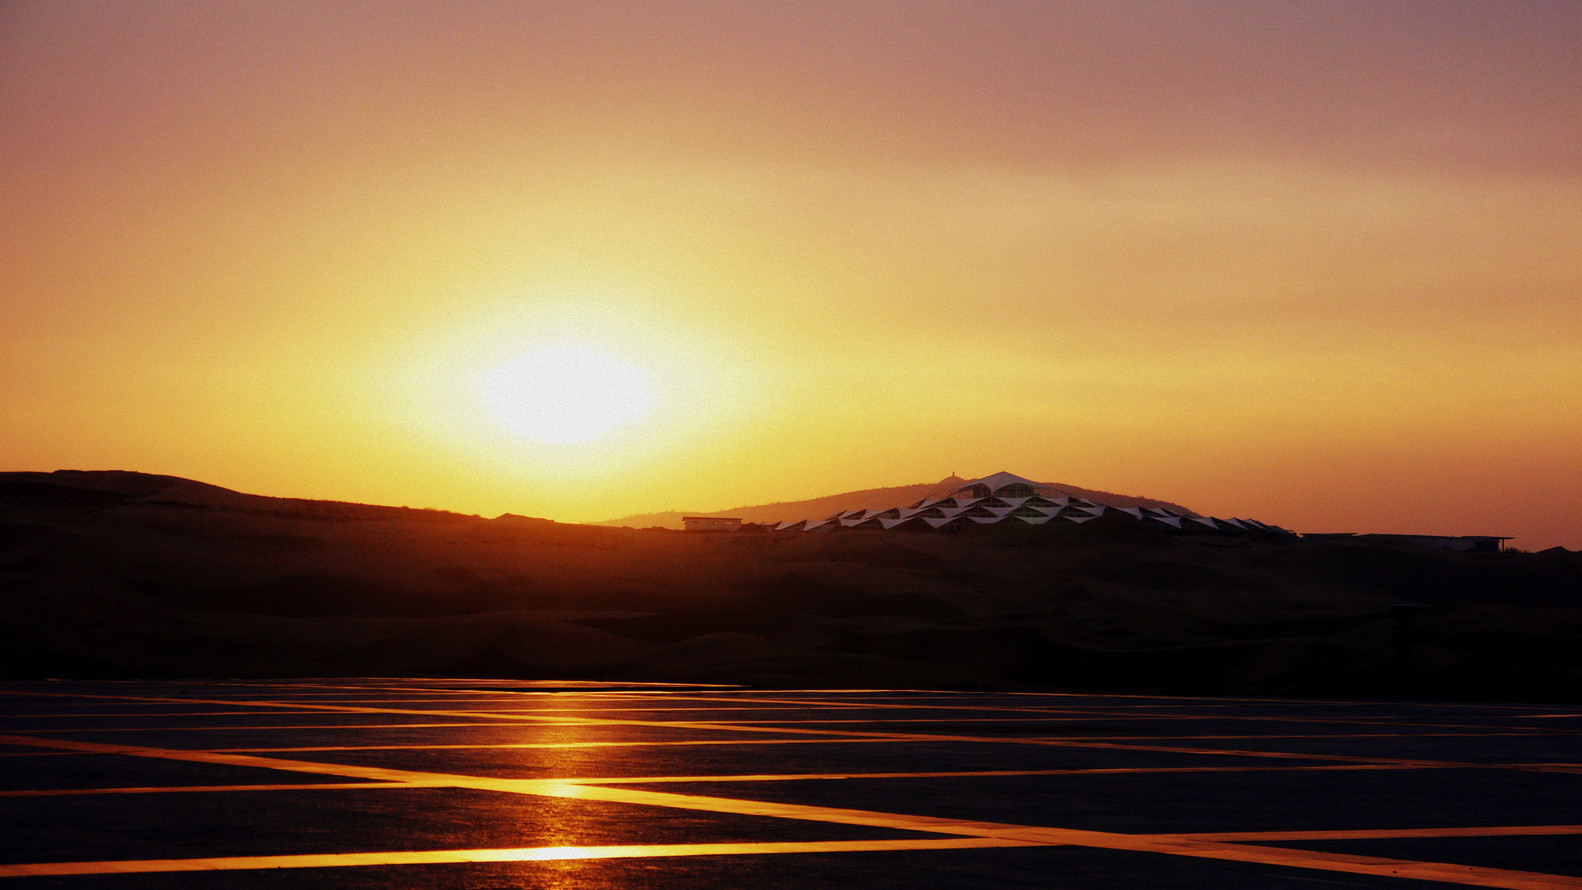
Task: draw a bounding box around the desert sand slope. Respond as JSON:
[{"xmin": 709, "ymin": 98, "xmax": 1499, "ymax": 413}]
[{"xmin": 2, "ymin": 472, "xmax": 1579, "ymax": 700}]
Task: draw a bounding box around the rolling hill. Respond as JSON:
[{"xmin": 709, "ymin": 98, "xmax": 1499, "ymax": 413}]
[{"xmin": 4, "ymin": 470, "xmax": 1579, "ymax": 700}]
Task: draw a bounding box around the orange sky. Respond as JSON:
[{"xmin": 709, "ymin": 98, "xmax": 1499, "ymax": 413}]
[{"xmin": 3, "ymin": 1, "xmax": 1579, "ymax": 549}]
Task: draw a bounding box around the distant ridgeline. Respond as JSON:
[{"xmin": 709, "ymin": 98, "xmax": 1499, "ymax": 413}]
[
  {"xmin": 688, "ymin": 472, "xmax": 1293, "ymax": 536},
  {"xmin": 0, "ymin": 470, "xmax": 472, "ymax": 524}
]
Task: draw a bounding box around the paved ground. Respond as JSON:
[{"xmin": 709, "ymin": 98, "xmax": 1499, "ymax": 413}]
[{"xmin": 0, "ymin": 680, "xmax": 1578, "ymax": 888}]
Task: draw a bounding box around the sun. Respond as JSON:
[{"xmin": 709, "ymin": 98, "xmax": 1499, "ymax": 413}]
[{"xmin": 482, "ymin": 344, "xmax": 655, "ymax": 444}]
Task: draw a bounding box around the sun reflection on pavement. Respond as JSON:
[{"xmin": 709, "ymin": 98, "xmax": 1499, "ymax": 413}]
[{"xmin": 1, "ymin": 681, "xmax": 1579, "ymax": 888}]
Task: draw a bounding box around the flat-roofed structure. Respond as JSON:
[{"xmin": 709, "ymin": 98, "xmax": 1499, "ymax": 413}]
[
  {"xmin": 682, "ymin": 516, "xmax": 742, "ymax": 532},
  {"xmin": 1366, "ymin": 534, "xmax": 1512, "ymax": 553},
  {"xmin": 1304, "ymin": 533, "xmax": 1512, "ymax": 552}
]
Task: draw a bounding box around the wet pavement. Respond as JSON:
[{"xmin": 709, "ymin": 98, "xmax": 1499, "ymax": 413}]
[{"xmin": 0, "ymin": 680, "xmax": 1578, "ymax": 887}]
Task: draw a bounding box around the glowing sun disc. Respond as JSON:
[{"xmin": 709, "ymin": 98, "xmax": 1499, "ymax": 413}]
[{"xmin": 483, "ymin": 345, "xmax": 655, "ymax": 444}]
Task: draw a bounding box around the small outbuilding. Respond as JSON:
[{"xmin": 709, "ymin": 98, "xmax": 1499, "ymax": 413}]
[
  {"xmin": 1366, "ymin": 534, "xmax": 1512, "ymax": 553},
  {"xmin": 683, "ymin": 516, "xmax": 743, "ymax": 532}
]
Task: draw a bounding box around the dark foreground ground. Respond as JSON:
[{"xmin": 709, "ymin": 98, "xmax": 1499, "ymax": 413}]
[
  {"xmin": 4, "ymin": 472, "xmax": 1581, "ymax": 701},
  {"xmin": 1, "ymin": 679, "xmax": 1579, "ymax": 888}
]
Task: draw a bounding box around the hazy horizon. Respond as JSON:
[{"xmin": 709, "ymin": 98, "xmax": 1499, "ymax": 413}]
[{"xmin": 4, "ymin": 2, "xmax": 1579, "ymax": 550}]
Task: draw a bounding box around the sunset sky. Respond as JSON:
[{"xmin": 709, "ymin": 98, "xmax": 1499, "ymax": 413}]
[{"xmin": 4, "ymin": 1, "xmax": 1579, "ymax": 549}]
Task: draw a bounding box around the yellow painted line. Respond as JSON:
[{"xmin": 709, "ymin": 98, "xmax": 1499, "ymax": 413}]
[
  {"xmin": 16, "ymin": 693, "xmax": 1183, "ymax": 757},
  {"xmin": 5, "ymin": 817, "xmax": 1576, "ymax": 888},
  {"xmin": 690, "ymin": 722, "xmax": 1576, "ymax": 743},
  {"xmin": 535, "ymin": 785, "xmax": 1582, "ymax": 890},
  {"xmin": 985, "ymin": 731, "xmax": 1567, "ymax": 742},
  {"xmin": 637, "ymin": 696, "xmax": 1582, "ymax": 728},
  {"xmin": 641, "ymin": 716, "xmax": 1149, "ymax": 724},
  {"xmin": 0, "ymin": 723, "xmax": 508, "ymax": 734},
  {"xmin": 8, "ymin": 722, "xmax": 1570, "ymax": 752},
  {"xmin": 10, "ymin": 688, "xmax": 1572, "ymax": 747},
  {"xmin": 219, "ymin": 729, "xmax": 1385, "ymax": 765},
  {"xmin": 0, "ymin": 763, "xmax": 1425, "ymax": 798},
  {"xmin": 13, "ymin": 684, "xmax": 1569, "ymax": 719},
  {"xmin": 0, "ymin": 692, "xmax": 1529, "ymax": 776},
  {"xmin": 0, "ymin": 733, "xmax": 516, "ymax": 786},
  {"xmin": 0, "ymin": 734, "xmax": 640, "ymax": 789},
  {"xmin": 1022, "ymin": 737, "xmax": 1455, "ymax": 765},
  {"xmin": 8, "ymin": 691, "xmax": 1573, "ymax": 783},
  {"xmin": 0, "ymin": 837, "xmax": 1043, "ymax": 876},
  {"xmin": 0, "ymin": 711, "xmax": 335, "ymax": 718},
  {"xmin": 569, "ymin": 763, "xmax": 1428, "ymax": 785},
  {"xmin": 0, "ymin": 783, "xmax": 421, "ymax": 797},
  {"xmin": 1171, "ymin": 825, "xmax": 1582, "ymax": 842},
  {"xmin": 1076, "ymin": 834, "xmax": 1582, "ymax": 889},
  {"xmin": 1506, "ymin": 764, "xmax": 1582, "ymax": 776},
  {"xmin": 5, "ymin": 728, "xmax": 1581, "ymax": 886},
  {"xmin": 13, "ymin": 728, "xmax": 1581, "ymax": 889},
  {"xmin": 7, "ymin": 690, "xmax": 1581, "ymax": 888},
  {"xmin": 0, "ymin": 689, "xmax": 1094, "ymax": 716},
  {"xmin": 211, "ymin": 738, "xmax": 908, "ymax": 753},
  {"xmin": 630, "ymin": 694, "xmax": 1208, "ymax": 716},
  {"xmin": 1, "ymin": 692, "xmax": 839, "ymax": 732}
]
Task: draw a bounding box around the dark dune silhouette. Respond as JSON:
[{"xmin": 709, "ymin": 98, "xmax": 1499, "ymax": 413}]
[{"xmin": 2, "ymin": 470, "xmax": 1578, "ymax": 701}]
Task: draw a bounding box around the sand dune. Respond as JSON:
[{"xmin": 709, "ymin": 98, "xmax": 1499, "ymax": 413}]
[{"xmin": 2, "ymin": 471, "xmax": 1578, "ymax": 701}]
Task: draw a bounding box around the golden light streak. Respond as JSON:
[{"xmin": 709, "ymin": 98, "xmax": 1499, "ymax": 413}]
[{"xmin": 0, "ymin": 838, "xmax": 1042, "ymax": 878}]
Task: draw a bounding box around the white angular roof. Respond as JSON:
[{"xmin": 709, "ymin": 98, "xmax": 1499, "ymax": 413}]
[{"xmin": 761, "ymin": 471, "xmax": 1285, "ymax": 536}]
